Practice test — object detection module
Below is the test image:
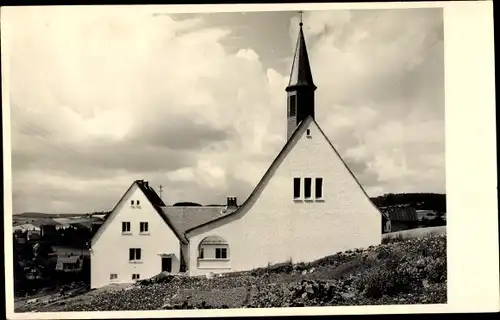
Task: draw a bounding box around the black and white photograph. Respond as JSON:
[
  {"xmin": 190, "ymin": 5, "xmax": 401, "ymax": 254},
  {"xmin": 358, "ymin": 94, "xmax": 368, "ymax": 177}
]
[{"xmin": 2, "ymin": 1, "xmax": 497, "ymax": 318}]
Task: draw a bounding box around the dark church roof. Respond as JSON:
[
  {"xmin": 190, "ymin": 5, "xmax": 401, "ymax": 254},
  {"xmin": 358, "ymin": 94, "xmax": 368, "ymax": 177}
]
[{"xmin": 287, "ymin": 22, "xmax": 316, "ymax": 91}]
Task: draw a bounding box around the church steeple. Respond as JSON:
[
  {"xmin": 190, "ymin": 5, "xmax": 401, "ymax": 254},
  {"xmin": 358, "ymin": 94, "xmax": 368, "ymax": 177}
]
[{"xmin": 286, "ymin": 13, "xmax": 317, "ymax": 140}]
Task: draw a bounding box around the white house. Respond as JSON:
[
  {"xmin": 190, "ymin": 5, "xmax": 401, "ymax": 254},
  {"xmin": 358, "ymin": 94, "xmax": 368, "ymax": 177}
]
[
  {"xmin": 90, "ymin": 180, "xmax": 182, "ymax": 288},
  {"xmin": 90, "ymin": 20, "xmax": 390, "ymax": 288},
  {"xmin": 90, "ymin": 180, "xmax": 238, "ymax": 288}
]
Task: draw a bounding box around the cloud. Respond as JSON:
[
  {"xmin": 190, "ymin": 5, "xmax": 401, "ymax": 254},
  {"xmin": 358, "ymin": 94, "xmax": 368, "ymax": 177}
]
[
  {"xmin": 5, "ymin": 7, "xmax": 445, "ymax": 214},
  {"xmin": 299, "ymin": 8, "xmax": 445, "ymax": 195}
]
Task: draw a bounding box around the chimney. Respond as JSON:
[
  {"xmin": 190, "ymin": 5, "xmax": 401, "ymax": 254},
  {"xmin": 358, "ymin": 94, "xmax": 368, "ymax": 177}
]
[{"xmin": 226, "ymin": 197, "xmax": 238, "ymax": 208}]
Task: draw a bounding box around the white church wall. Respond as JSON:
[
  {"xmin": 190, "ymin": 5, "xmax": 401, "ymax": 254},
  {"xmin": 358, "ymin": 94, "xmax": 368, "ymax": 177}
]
[
  {"xmin": 187, "ymin": 120, "xmax": 382, "ymax": 276},
  {"xmin": 91, "ymin": 184, "xmax": 181, "ymax": 289}
]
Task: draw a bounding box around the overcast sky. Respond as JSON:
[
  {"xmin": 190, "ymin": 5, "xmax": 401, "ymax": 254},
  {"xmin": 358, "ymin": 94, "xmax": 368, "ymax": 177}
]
[{"xmin": 5, "ymin": 6, "xmax": 445, "ymax": 214}]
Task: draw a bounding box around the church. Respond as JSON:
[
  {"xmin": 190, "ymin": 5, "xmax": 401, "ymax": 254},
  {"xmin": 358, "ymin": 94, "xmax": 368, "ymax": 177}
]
[{"xmin": 90, "ymin": 20, "xmax": 390, "ymax": 288}]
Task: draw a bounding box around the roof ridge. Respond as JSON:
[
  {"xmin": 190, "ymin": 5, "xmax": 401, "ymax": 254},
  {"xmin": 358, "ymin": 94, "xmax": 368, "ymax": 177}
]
[
  {"xmin": 91, "ymin": 181, "xmax": 188, "ymax": 246},
  {"xmin": 311, "ymin": 118, "xmax": 390, "ymax": 220},
  {"xmin": 185, "ymin": 117, "xmax": 389, "ymax": 236},
  {"xmin": 184, "ymin": 117, "xmax": 313, "ymax": 236}
]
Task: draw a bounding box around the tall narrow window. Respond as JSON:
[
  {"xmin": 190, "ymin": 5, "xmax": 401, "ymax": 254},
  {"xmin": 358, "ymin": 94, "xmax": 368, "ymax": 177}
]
[
  {"xmin": 137, "ymin": 200, "xmax": 140, "ymax": 205},
  {"xmin": 289, "ymin": 95, "xmax": 297, "ymax": 117},
  {"xmin": 304, "ymin": 178, "xmax": 312, "ymax": 198},
  {"xmin": 293, "ymin": 178, "xmax": 301, "ymax": 199},
  {"xmin": 131, "ymin": 200, "xmax": 135, "ymax": 205},
  {"xmin": 315, "ymin": 178, "xmax": 323, "ymax": 199},
  {"xmin": 199, "ymin": 248, "xmax": 204, "ymax": 259},
  {"xmin": 129, "ymin": 248, "xmax": 142, "ymax": 261},
  {"xmin": 140, "ymin": 222, "xmax": 149, "ymax": 233},
  {"xmin": 122, "ymin": 222, "xmax": 131, "ymax": 233}
]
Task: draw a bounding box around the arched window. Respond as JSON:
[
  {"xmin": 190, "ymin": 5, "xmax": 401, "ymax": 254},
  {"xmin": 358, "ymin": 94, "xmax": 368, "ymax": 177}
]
[{"xmin": 198, "ymin": 236, "xmax": 229, "ymax": 260}]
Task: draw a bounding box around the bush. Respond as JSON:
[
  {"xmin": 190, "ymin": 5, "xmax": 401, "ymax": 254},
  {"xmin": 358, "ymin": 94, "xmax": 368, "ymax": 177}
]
[
  {"xmin": 423, "ymin": 257, "xmax": 447, "ymax": 283},
  {"xmin": 355, "ymin": 261, "xmax": 421, "ymax": 299},
  {"xmin": 382, "ymin": 233, "xmax": 404, "ymax": 244}
]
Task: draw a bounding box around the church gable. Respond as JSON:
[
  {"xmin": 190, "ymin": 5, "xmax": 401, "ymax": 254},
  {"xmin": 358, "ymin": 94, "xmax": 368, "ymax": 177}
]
[
  {"xmin": 186, "ymin": 116, "xmax": 386, "ymax": 239},
  {"xmin": 184, "ymin": 116, "xmax": 384, "ymax": 274},
  {"xmin": 285, "ymin": 119, "xmax": 382, "ymax": 215}
]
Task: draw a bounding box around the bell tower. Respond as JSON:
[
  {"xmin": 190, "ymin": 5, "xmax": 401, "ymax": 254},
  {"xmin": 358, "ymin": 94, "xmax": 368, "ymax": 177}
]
[{"xmin": 286, "ymin": 12, "xmax": 317, "ymax": 140}]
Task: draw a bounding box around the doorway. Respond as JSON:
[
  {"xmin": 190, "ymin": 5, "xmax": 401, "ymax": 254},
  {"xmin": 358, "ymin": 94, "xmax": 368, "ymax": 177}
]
[{"xmin": 161, "ymin": 257, "xmax": 172, "ymax": 273}]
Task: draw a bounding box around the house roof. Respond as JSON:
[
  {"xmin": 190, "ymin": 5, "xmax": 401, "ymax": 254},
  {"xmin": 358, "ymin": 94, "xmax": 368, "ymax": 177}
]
[
  {"xmin": 201, "ymin": 235, "xmax": 228, "ymax": 244},
  {"xmin": 185, "ymin": 116, "xmax": 389, "ymax": 236},
  {"xmin": 136, "ymin": 180, "xmax": 166, "ymax": 207},
  {"xmin": 160, "ymin": 206, "xmax": 236, "ymax": 241},
  {"xmin": 134, "ymin": 180, "xmax": 190, "ymax": 244},
  {"xmin": 53, "ymin": 217, "xmax": 92, "ymax": 225},
  {"xmin": 57, "ymin": 255, "xmax": 80, "ymax": 264},
  {"xmin": 56, "ymin": 256, "xmax": 81, "ymax": 270},
  {"xmin": 90, "ymin": 178, "xmax": 239, "ymax": 247},
  {"xmin": 30, "ymin": 218, "xmax": 60, "ymax": 227},
  {"xmin": 379, "ymin": 205, "xmax": 418, "ymax": 222},
  {"xmin": 90, "ymin": 180, "xmax": 186, "ymax": 245},
  {"xmin": 13, "ymin": 223, "xmax": 40, "ymax": 231}
]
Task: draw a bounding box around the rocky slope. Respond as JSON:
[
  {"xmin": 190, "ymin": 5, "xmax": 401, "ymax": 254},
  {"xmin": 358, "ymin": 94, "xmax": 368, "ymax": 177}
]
[{"xmin": 18, "ymin": 234, "xmax": 446, "ymax": 312}]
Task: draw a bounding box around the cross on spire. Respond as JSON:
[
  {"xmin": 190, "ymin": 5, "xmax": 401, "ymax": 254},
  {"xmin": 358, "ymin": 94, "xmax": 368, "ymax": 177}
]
[{"xmin": 298, "ymin": 10, "xmax": 304, "ymax": 27}]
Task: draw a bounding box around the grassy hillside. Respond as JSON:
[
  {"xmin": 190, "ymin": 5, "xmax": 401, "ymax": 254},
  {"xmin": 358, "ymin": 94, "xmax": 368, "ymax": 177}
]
[{"xmin": 19, "ymin": 233, "xmax": 446, "ymax": 312}]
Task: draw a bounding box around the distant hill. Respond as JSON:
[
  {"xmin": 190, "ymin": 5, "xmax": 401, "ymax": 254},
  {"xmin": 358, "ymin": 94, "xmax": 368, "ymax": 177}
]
[
  {"xmin": 14, "ymin": 212, "xmax": 88, "ymax": 219},
  {"xmin": 370, "ymin": 193, "xmax": 446, "ymax": 214},
  {"xmin": 172, "ymin": 202, "xmax": 202, "ymax": 207},
  {"xmin": 14, "ymin": 211, "xmax": 114, "ymax": 218}
]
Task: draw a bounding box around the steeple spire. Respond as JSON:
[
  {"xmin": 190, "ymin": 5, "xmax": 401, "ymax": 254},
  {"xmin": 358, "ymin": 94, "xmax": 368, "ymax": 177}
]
[{"xmin": 286, "ymin": 13, "xmax": 317, "ymax": 140}]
